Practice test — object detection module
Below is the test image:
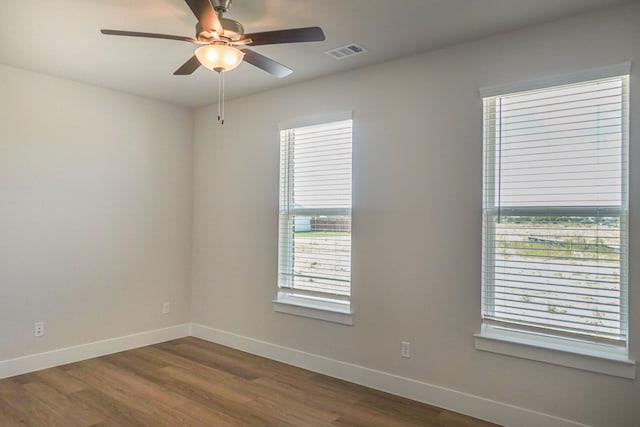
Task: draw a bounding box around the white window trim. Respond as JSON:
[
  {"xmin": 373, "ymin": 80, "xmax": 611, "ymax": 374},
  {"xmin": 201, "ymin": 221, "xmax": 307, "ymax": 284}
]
[
  {"xmin": 274, "ymin": 112, "xmax": 354, "ymax": 325},
  {"xmin": 273, "ymin": 292, "xmax": 353, "ymax": 325},
  {"xmin": 278, "ymin": 111, "xmax": 353, "ymax": 131},
  {"xmin": 474, "ymin": 324, "xmax": 635, "ymax": 379},
  {"xmin": 479, "ymin": 62, "xmax": 631, "ymax": 98},
  {"xmin": 476, "ymin": 63, "xmax": 634, "ymax": 377}
]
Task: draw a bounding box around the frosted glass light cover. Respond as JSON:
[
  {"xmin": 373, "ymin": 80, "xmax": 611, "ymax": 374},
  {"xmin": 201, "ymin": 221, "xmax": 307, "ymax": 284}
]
[{"xmin": 195, "ymin": 45, "xmax": 244, "ymax": 72}]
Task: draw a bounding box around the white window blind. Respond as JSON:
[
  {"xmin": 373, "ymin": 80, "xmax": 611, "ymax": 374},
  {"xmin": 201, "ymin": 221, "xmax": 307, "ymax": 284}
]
[
  {"xmin": 278, "ymin": 119, "xmax": 353, "ymax": 306},
  {"xmin": 482, "ymin": 73, "xmax": 629, "ymax": 347}
]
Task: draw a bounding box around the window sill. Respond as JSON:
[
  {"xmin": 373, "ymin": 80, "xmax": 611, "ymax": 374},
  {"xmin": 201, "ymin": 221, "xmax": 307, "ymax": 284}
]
[
  {"xmin": 474, "ymin": 325, "xmax": 635, "ymax": 379},
  {"xmin": 273, "ymin": 296, "xmax": 353, "ymax": 325}
]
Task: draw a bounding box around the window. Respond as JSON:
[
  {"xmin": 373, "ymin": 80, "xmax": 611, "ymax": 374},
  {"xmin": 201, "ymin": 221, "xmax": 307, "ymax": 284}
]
[
  {"xmin": 478, "ymin": 64, "xmax": 634, "ymax": 376},
  {"xmin": 275, "ymin": 115, "xmax": 353, "ymax": 324}
]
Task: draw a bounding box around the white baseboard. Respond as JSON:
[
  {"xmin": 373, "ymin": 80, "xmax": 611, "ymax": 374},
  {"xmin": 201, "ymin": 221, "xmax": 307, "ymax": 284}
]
[
  {"xmin": 0, "ymin": 324, "xmax": 190, "ymax": 379},
  {"xmin": 190, "ymin": 323, "xmax": 590, "ymax": 427},
  {"xmin": 0, "ymin": 322, "xmax": 590, "ymax": 427}
]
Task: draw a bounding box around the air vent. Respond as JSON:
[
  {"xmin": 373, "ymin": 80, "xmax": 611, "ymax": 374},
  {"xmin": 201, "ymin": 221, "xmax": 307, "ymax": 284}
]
[{"xmin": 325, "ymin": 43, "xmax": 367, "ymax": 60}]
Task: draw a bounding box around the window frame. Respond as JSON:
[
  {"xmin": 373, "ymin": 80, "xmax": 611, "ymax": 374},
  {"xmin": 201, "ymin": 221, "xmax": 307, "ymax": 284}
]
[
  {"xmin": 274, "ymin": 112, "xmax": 354, "ymax": 325},
  {"xmin": 475, "ymin": 64, "xmax": 635, "ymax": 378}
]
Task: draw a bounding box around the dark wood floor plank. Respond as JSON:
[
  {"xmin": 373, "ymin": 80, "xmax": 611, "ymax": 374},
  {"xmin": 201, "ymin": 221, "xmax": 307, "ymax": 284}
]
[
  {"xmin": 177, "ymin": 336, "xmax": 318, "ymax": 380},
  {"xmin": 65, "ymin": 361, "xmax": 208, "ymax": 426},
  {"xmin": 302, "ymin": 373, "xmax": 379, "ymax": 403},
  {"xmin": 248, "ymin": 375, "xmax": 365, "ymax": 421},
  {"xmin": 103, "ymin": 349, "xmax": 168, "ymax": 372},
  {"xmin": 247, "ymin": 395, "xmax": 339, "ymax": 426},
  {"xmin": 66, "ymin": 366, "xmax": 174, "ymax": 423},
  {"xmin": 0, "ymin": 379, "xmax": 73, "ymax": 427},
  {"xmin": 253, "ymin": 369, "xmax": 370, "ymax": 407},
  {"xmin": 68, "ymin": 388, "xmax": 162, "ymax": 427},
  {"xmin": 22, "ymin": 381, "xmax": 104, "ymax": 426},
  {"xmin": 0, "ymin": 397, "xmax": 31, "ymax": 426},
  {"xmin": 357, "ymin": 389, "xmax": 443, "ymax": 423},
  {"xmin": 333, "ymin": 396, "xmax": 440, "ymax": 427},
  {"xmin": 138, "ymin": 344, "xmax": 257, "ymax": 390},
  {"xmin": 98, "ymin": 350, "xmax": 172, "ymax": 386},
  {"xmin": 80, "ymin": 357, "xmax": 189, "ymax": 408},
  {"xmin": 156, "ymin": 370, "xmax": 297, "ymax": 427},
  {"xmin": 102, "ymin": 352, "xmax": 283, "ymax": 426},
  {"xmin": 159, "ymin": 365, "xmax": 254, "ymax": 404},
  {"xmin": 173, "ymin": 400, "xmax": 250, "ymax": 427},
  {"xmin": 0, "ymin": 337, "xmax": 500, "ymax": 426},
  {"xmin": 8, "ymin": 372, "xmax": 40, "ymax": 385},
  {"xmin": 33, "ymin": 367, "xmax": 88, "ymax": 395},
  {"xmin": 154, "ymin": 341, "xmax": 264, "ymax": 380}
]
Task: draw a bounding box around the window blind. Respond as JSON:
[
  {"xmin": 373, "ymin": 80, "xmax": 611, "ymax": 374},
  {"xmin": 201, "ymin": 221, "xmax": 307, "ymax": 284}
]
[
  {"xmin": 482, "ymin": 75, "xmax": 629, "ymax": 344},
  {"xmin": 278, "ymin": 119, "xmax": 353, "ymax": 302}
]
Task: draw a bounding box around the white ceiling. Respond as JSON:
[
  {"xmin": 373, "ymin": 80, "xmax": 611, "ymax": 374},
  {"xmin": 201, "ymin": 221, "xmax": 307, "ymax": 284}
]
[{"xmin": 0, "ymin": 0, "xmax": 633, "ymax": 107}]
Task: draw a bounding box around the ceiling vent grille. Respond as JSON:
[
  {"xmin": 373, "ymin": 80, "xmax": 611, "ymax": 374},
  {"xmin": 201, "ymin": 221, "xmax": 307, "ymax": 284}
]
[{"xmin": 325, "ymin": 44, "xmax": 367, "ymax": 60}]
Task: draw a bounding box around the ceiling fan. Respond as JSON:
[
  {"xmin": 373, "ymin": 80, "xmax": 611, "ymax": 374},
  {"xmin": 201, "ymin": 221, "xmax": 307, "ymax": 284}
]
[{"xmin": 100, "ymin": 0, "xmax": 326, "ymax": 78}]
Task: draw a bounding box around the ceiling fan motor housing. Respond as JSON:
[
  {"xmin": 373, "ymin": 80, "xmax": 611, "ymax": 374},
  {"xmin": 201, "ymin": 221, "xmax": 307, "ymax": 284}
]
[
  {"xmin": 196, "ymin": 18, "xmax": 244, "ymax": 41},
  {"xmin": 220, "ymin": 18, "xmax": 244, "ymax": 37},
  {"xmin": 212, "ymin": 0, "xmax": 233, "ymax": 14}
]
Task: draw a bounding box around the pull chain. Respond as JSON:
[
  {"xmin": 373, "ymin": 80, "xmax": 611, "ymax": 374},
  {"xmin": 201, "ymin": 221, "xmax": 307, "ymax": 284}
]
[
  {"xmin": 221, "ymin": 71, "xmax": 225, "ymax": 125},
  {"xmin": 217, "ymin": 71, "xmax": 222, "ymax": 123},
  {"xmin": 216, "ymin": 70, "xmax": 226, "ymax": 125}
]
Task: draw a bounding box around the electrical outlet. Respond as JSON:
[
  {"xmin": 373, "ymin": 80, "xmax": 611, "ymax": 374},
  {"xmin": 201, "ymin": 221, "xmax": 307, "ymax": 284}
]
[
  {"xmin": 34, "ymin": 321, "xmax": 45, "ymax": 337},
  {"xmin": 401, "ymin": 341, "xmax": 411, "ymax": 358},
  {"xmin": 162, "ymin": 302, "xmax": 170, "ymax": 315}
]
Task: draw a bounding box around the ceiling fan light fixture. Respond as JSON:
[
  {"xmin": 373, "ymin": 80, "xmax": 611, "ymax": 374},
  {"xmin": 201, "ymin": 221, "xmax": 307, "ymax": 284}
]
[{"xmin": 195, "ymin": 44, "xmax": 244, "ymax": 72}]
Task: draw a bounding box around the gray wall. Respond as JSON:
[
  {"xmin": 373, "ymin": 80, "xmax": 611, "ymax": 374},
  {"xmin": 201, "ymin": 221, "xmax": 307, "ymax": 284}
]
[
  {"xmin": 0, "ymin": 65, "xmax": 193, "ymax": 360},
  {"xmin": 191, "ymin": 3, "xmax": 640, "ymax": 426},
  {"xmin": 1, "ymin": 3, "xmax": 639, "ymax": 426}
]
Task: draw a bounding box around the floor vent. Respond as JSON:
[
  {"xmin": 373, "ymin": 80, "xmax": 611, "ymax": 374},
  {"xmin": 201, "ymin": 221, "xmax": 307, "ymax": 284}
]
[{"xmin": 325, "ymin": 43, "xmax": 367, "ymax": 60}]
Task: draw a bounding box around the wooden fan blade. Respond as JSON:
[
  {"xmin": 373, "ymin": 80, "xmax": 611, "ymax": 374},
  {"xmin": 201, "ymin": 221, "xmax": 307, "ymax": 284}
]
[
  {"xmin": 242, "ymin": 49, "xmax": 292, "ymax": 78},
  {"xmin": 174, "ymin": 55, "xmax": 202, "ymax": 75},
  {"xmin": 239, "ymin": 27, "xmax": 325, "ymax": 46},
  {"xmin": 101, "ymin": 29, "xmax": 197, "ymax": 43},
  {"xmin": 184, "ymin": 0, "xmax": 224, "ymax": 35}
]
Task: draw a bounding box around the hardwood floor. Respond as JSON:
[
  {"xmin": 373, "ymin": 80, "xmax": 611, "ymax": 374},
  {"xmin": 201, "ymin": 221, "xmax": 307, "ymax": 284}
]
[{"xmin": 0, "ymin": 337, "xmax": 500, "ymax": 426}]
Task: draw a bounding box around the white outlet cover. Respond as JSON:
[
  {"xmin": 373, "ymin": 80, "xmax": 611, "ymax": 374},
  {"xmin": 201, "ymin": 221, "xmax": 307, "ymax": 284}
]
[
  {"xmin": 34, "ymin": 321, "xmax": 45, "ymax": 337},
  {"xmin": 401, "ymin": 341, "xmax": 411, "ymax": 358}
]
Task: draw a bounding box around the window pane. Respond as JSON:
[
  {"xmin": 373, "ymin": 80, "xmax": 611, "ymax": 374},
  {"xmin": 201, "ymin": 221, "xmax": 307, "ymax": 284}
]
[
  {"xmin": 482, "ymin": 75, "xmax": 628, "ymax": 345},
  {"xmin": 293, "ymin": 121, "xmax": 353, "ymax": 209},
  {"xmin": 485, "ymin": 215, "xmax": 623, "ymax": 340},
  {"xmin": 278, "ymin": 119, "xmax": 353, "ymax": 300},
  {"xmin": 291, "ymin": 216, "xmax": 351, "ymax": 296},
  {"xmin": 490, "ymin": 79, "xmax": 624, "ymax": 208}
]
